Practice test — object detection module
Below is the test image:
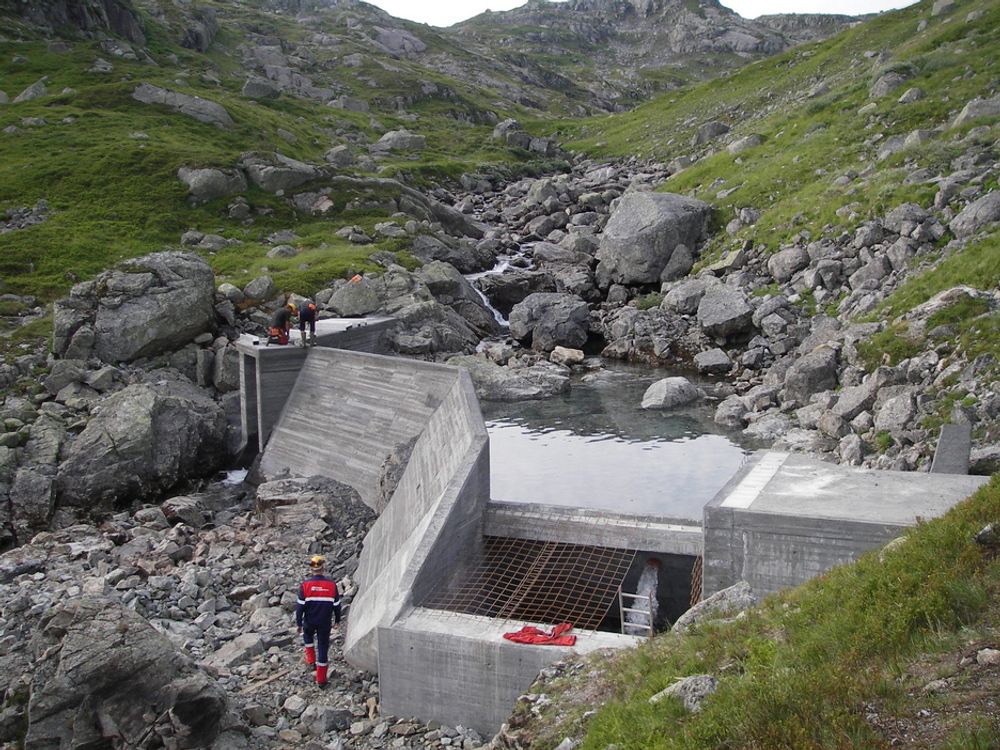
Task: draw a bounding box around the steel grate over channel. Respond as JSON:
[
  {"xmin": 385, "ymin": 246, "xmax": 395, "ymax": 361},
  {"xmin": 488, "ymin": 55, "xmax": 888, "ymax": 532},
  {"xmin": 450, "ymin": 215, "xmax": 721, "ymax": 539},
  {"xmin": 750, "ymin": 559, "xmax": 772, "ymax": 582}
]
[{"xmin": 424, "ymin": 536, "xmax": 637, "ymax": 631}]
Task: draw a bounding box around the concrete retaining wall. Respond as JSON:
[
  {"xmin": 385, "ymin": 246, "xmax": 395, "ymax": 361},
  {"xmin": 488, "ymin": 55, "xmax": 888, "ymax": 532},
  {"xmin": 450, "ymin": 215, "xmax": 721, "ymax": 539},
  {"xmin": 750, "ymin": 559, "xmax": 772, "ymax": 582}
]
[
  {"xmin": 378, "ymin": 609, "xmax": 639, "ymax": 737},
  {"xmin": 703, "ymin": 452, "xmax": 989, "ymax": 596},
  {"xmin": 259, "ymin": 347, "xmax": 458, "ymax": 509},
  {"xmin": 237, "ymin": 318, "xmax": 394, "ymax": 453},
  {"xmin": 341, "ymin": 364, "xmax": 490, "ymax": 673}
]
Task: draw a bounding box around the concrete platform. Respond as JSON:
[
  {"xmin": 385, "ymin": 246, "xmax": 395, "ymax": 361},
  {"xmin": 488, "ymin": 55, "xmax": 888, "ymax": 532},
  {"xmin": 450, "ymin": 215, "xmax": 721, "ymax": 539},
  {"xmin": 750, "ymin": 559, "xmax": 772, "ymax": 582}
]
[
  {"xmin": 378, "ymin": 608, "xmax": 640, "ymax": 736},
  {"xmin": 236, "ymin": 317, "xmax": 395, "ymax": 452},
  {"xmin": 703, "ymin": 451, "xmax": 990, "ymax": 596}
]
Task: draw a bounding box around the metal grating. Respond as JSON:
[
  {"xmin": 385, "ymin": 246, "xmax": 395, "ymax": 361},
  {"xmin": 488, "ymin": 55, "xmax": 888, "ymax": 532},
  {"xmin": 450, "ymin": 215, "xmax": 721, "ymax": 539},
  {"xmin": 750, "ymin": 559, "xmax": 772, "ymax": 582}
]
[
  {"xmin": 690, "ymin": 555, "xmax": 703, "ymax": 607},
  {"xmin": 424, "ymin": 536, "xmax": 637, "ymax": 631}
]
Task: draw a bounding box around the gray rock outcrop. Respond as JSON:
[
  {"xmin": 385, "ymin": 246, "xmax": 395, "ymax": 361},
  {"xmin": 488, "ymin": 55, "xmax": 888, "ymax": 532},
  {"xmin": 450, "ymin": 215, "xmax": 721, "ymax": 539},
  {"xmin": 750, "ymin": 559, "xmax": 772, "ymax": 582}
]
[
  {"xmin": 177, "ymin": 166, "xmax": 247, "ymax": 203},
  {"xmin": 949, "ymin": 191, "xmax": 1000, "ymax": 238},
  {"xmin": 371, "ymin": 129, "xmax": 426, "ymax": 153},
  {"xmin": 132, "ymin": 83, "xmax": 234, "ymax": 129},
  {"xmin": 53, "ymin": 252, "xmax": 216, "ymax": 363},
  {"xmin": 508, "ymin": 293, "xmax": 590, "ymax": 352},
  {"xmin": 56, "ymin": 375, "xmax": 227, "ymax": 508},
  {"xmin": 672, "ymin": 581, "xmax": 757, "ymax": 632},
  {"xmin": 22, "ymin": 596, "xmax": 242, "ymax": 750},
  {"xmin": 596, "ymin": 192, "xmax": 710, "ymax": 287},
  {"xmin": 447, "ymin": 355, "xmax": 570, "ymax": 401}
]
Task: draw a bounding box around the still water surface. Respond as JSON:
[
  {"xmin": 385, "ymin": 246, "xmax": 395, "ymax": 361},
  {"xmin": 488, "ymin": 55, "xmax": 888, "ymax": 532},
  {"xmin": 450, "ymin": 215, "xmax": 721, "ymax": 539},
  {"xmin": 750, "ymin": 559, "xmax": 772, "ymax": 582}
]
[{"xmin": 481, "ymin": 364, "xmax": 751, "ymax": 522}]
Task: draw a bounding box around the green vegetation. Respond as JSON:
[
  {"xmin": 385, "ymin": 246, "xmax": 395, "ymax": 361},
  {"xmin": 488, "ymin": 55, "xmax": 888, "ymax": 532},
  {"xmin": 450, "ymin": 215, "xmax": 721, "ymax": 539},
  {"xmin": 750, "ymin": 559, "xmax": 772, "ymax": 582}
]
[
  {"xmin": 855, "ymin": 323, "xmax": 924, "ymax": 370},
  {"xmin": 559, "ymin": 0, "xmax": 1000, "ymax": 343},
  {"xmin": 0, "ymin": 8, "xmax": 554, "ymax": 303},
  {"xmin": 633, "ymin": 293, "xmax": 664, "ymax": 310},
  {"xmin": 525, "ymin": 475, "xmax": 1000, "ymax": 749}
]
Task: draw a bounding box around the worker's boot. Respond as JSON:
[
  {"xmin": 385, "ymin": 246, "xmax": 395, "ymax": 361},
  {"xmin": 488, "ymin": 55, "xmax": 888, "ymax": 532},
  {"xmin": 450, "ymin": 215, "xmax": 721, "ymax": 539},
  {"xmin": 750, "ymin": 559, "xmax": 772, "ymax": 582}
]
[
  {"xmin": 304, "ymin": 645, "xmax": 315, "ymax": 666},
  {"xmin": 315, "ymin": 664, "xmax": 328, "ymax": 688},
  {"xmin": 309, "ymin": 332, "xmax": 317, "ymax": 347},
  {"xmin": 299, "ymin": 330, "xmax": 307, "ymax": 348}
]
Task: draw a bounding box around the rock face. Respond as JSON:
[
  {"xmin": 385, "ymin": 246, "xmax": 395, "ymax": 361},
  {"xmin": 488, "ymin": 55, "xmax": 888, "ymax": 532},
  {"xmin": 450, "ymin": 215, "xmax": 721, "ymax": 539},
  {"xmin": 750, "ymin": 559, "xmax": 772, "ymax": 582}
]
[
  {"xmin": 23, "ymin": 596, "xmax": 241, "ymax": 750},
  {"xmin": 596, "ymin": 192, "xmax": 710, "ymax": 287},
  {"xmin": 56, "ymin": 375, "xmax": 227, "ymax": 509},
  {"xmin": 132, "ymin": 83, "xmax": 234, "ymax": 129},
  {"xmin": 508, "ymin": 293, "xmax": 590, "ymax": 352},
  {"xmin": 53, "ymin": 252, "xmax": 216, "ymax": 363}
]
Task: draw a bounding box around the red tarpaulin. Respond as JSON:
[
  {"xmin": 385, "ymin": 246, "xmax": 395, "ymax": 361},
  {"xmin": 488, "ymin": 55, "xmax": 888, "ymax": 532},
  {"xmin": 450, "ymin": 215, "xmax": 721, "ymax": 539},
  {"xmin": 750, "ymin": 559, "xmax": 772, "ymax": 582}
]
[{"xmin": 502, "ymin": 622, "xmax": 576, "ymax": 646}]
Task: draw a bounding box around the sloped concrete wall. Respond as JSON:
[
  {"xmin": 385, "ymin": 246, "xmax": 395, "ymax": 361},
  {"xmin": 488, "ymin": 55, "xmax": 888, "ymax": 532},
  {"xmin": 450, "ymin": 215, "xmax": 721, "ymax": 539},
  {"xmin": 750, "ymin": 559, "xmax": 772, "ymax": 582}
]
[
  {"xmin": 259, "ymin": 347, "xmax": 459, "ymax": 509},
  {"xmin": 341, "ymin": 366, "xmax": 490, "ymax": 672}
]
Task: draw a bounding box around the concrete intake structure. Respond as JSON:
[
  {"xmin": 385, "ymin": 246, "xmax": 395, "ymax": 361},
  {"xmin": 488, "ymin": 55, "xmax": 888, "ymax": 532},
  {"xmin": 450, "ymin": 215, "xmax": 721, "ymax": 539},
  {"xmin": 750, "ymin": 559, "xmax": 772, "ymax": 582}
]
[{"xmin": 239, "ymin": 324, "xmax": 991, "ymax": 736}]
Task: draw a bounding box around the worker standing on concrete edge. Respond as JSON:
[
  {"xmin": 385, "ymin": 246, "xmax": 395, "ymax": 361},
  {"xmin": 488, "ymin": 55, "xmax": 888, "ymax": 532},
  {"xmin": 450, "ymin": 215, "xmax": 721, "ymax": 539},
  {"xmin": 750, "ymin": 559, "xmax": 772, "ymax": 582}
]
[
  {"xmin": 298, "ymin": 300, "xmax": 318, "ymax": 347},
  {"xmin": 296, "ymin": 555, "xmax": 341, "ymax": 688}
]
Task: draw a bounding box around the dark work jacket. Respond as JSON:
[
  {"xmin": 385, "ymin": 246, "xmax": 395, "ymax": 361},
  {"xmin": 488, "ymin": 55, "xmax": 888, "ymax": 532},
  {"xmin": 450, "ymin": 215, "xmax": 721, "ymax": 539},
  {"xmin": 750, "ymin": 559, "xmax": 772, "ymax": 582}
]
[{"xmin": 296, "ymin": 575, "xmax": 341, "ymax": 629}]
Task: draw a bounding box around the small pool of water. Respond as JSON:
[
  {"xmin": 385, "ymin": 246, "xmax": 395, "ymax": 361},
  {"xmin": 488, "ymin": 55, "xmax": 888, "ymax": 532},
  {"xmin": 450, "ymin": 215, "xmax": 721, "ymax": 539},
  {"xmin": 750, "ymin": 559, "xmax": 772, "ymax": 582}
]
[{"xmin": 482, "ymin": 364, "xmax": 752, "ymax": 521}]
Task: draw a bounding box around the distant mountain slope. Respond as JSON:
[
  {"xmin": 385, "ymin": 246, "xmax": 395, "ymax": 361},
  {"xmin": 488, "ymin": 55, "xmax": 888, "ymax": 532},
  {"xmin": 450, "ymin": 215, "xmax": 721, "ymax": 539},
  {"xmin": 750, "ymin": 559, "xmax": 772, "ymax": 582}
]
[{"xmin": 452, "ymin": 0, "xmax": 859, "ymax": 107}]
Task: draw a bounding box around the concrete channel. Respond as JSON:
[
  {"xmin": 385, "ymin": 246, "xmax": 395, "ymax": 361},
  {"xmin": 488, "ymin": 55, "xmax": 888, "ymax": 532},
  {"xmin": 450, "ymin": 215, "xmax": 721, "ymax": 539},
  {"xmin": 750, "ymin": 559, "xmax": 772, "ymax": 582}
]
[{"xmin": 237, "ymin": 320, "xmax": 989, "ymax": 735}]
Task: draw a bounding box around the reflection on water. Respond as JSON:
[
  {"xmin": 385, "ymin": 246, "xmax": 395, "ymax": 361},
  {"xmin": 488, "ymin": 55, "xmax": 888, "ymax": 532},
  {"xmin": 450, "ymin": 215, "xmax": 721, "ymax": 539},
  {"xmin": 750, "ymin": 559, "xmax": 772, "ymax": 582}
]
[{"xmin": 482, "ymin": 364, "xmax": 751, "ymax": 521}]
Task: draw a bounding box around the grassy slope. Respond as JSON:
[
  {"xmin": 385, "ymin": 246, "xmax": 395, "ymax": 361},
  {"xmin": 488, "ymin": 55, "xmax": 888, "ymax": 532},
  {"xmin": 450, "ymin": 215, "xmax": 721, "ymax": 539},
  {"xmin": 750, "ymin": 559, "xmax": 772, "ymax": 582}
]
[
  {"xmin": 0, "ymin": 5, "xmax": 548, "ymax": 305},
  {"xmin": 521, "ymin": 475, "xmax": 1000, "ymax": 749},
  {"xmin": 558, "ymin": 0, "xmax": 1000, "ymax": 433}
]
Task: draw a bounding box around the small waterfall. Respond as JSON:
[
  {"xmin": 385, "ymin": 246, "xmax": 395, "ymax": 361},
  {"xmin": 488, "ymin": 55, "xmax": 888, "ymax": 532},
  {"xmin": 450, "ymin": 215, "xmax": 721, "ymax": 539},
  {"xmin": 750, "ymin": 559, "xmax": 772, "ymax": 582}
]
[{"xmin": 467, "ymin": 257, "xmax": 513, "ymax": 328}]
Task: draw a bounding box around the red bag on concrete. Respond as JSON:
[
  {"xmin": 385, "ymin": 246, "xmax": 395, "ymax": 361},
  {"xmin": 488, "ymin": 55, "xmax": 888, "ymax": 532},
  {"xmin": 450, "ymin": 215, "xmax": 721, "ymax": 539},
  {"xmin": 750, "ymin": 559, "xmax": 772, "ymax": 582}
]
[{"xmin": 502, "ymin": 622, "xmax": 576, "ymax": 646}]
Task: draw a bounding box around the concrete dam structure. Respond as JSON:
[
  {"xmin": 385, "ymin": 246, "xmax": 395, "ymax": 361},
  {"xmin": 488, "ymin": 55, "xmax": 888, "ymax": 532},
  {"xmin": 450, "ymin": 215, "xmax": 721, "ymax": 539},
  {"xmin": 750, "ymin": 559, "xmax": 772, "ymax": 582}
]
[{"xmin": 237, "ymin": 320, "xmax": 989, "ymax": 735}]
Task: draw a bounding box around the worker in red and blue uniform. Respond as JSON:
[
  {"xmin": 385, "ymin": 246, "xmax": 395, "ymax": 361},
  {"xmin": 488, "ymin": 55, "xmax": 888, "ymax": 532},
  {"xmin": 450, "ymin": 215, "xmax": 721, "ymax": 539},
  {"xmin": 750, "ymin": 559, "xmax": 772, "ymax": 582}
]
[{"xmin": 295, "ymin": 555, "xmax": 341, "ymax": 688}]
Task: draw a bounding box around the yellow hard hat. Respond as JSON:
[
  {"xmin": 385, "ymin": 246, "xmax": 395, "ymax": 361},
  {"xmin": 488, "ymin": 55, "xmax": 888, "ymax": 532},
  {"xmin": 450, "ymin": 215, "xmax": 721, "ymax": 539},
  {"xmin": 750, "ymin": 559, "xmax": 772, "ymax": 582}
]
[
  {"xmin": 287, "ymin": 302, "xmax": 298, "ymax": 314},
  {"xmin": 309, "ymin": 555, "xmax": 325, "ymax": 569}
]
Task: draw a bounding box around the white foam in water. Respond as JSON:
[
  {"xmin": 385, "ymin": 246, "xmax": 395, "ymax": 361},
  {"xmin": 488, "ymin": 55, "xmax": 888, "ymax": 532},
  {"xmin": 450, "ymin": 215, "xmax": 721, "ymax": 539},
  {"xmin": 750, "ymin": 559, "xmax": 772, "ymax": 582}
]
[{"xmin": 223, "ymin": 469, "xmax": 248, "ymax": 486}]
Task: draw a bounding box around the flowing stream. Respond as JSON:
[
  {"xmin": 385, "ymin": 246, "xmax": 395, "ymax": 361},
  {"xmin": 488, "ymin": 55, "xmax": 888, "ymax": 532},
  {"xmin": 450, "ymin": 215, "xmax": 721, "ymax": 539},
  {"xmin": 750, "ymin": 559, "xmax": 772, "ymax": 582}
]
[{"xmin": 480, "ymin": 363, "xmax": 751, "ymax": 522}]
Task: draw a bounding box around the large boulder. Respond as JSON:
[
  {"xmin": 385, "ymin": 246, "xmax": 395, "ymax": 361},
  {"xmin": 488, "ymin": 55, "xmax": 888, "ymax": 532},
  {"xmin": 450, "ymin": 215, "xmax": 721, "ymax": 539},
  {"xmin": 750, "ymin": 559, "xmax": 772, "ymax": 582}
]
[
  {"xmin": 132, "ymin": 83, "xmax": 233, "ymax": 129},
  {"xmin": 410, "ymin": 234, "xmax": 494, "ymax": 274},
  {"xmin": 696, "ymin": 286, "xmax": 754, "ymax": 339},
  {"xmin": 950, "ymin": 191, "xmax": 1000, "ymax": 239},
  {"xmin": 56, "ymin": 375, "xmax": 227, "ymax": 509},
  {"xmin": 475, "ymin": 269, "xmax": 556, "ymax": 317},
  {"xmin": 23, "ymin": 596, "xmax": 243, "ymax": 750},
  {"xmin": 417, "ymin": 261, "xmax": 500, "ymax": 337},
  {"xmin": 767, "ymin": 246, "xmax": 810, "ymax": 283},
  {"xmin": 595, "ymin": 192, "xmax": 710, "ymax": 287},
  {"xmin": 239, "ymin": 152, "xmax": 318, "ymax": 193},
  {"xmin": 673, "ymin": 581, "xmax": 757, "ymax": 632},
  {"xmin": 370, "ymin": 129, "xmax": 426, "ymax": 153},
  {"xmin": 952, "ymin": 94, "xmax": 1000, "ymax": 128},
  {"xmin": 640, "ymin": 377, "xmax": 703, "ymax": 409},
  {"xmin": 782, "ymin": 347, "xmax": 839, "ymax": 406},
  {"xmin": 390, "ymin": 301, "xmax": 480, "ymax": 356},
  {"xmin": 53, "ymin": 252, "xmax": 216, "ymax": 363},
  {"xmin": 177, "ymin": 166, "xmax": 246, "ymax": 204},
  {"xmin": 508, "ymin": 293, "xmax": 590, "ymax": 352}
]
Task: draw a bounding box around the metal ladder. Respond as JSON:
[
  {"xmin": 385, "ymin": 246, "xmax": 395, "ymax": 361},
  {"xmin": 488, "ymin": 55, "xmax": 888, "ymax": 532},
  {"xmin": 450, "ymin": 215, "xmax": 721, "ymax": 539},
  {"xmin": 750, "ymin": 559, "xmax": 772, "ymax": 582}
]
[{"xmin": 618, "ymin": 587, "xmax": 654, "ymax": 638}]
